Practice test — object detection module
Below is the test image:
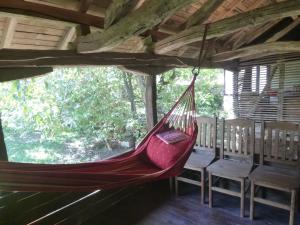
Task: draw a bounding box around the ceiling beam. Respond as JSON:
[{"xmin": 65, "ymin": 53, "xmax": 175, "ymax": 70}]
[
  {"xmin": 266, "ymin": 17, "xmax": 300, "ymax": 43},
  {"xmin": 184, "ymin": 0, "xmax": 225, "ymax": 29},
  {"xmin": 154, "ymin": 1, "xmax": 300, "ymax": 54},
  {"xmin": 121, "ymin": 66, "xmax": 173, "ymax": 76},
  {"xmin": 0, "ymin": 49, "xmax": 202, "ymax": 67},
  {"xmin": 224, "ymin": 20, "xmax": 280, "ymax": 50},
  {"xmin": 77, "ymin": 0, "xmax": 197, "ymax": 53},
  {"xmin": 0, "ymin": 0, "xmax": 104, "ymax": 28},
  {"xmin": 104, "ymin": 0, "xmax": 140, "ymax": 29},
  {"xmin": 0, "ymin": 17, "xmax": 17, "ymax": 49},
  {"xmin": 58, "ymin": 27, "xmax": 77, "ymax": 50},
  {"xmin": 211, "ymin": 41, "xmax": 300, "ymax": 62},
  {"xmin": 0, "ymin": 67, "xmax": 53, "ymax": 82},
  {"xmin": 79, "ymin": 0, "xmax": 94, "ymax": 35}
]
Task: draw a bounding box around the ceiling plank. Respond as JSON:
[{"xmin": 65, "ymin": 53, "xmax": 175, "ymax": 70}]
[
  {"xmin": 184, "ymin": 0, "xmax": 225, "ymax": 29},
  {"xmin": 0, "ymin": 0, "xmax": 104, "ymax": 28},
  {"xmin": 225, "ymin": 20, "xmax": 280, "ymax": 50},
  {"xmin": 77, "ymin": 0, "xmax": 197, "ymax": 53},
  {"xmin": 212, "ymin": 41, "xmax": 300, "ymax": 62},
  {"xmin": 0, "ymin": 17, "xmax": 17, "ymax": 49},
  {"xmin": 58, "ymin": 27, "xmax": 77, "ymax": 50},
  {"xmin": 0, "ymin": 67, "xmax": 53, "ymax": 82},
  {"xmin": 104, "ymin": 0, "xmax": 139, "ymax": 29},
  {"xmin": 154, "ymin": 1, "xmax": 300, "ymax": 54},
  {"xmin": 266, "ymin": 17, "xmax": 300, "ymax": 43}
]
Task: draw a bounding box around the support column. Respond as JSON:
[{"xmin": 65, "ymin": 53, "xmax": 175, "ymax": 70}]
[
  {"xmin": 0, "ymin": 117, "xmax": 8, "ymax": 161},
  {"xmin": 145, "ymin": 75, "xmax": 157, "ymax": 130}
]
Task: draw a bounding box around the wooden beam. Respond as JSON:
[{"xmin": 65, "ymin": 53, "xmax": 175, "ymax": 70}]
[
  {"xmin": 104, "ymin": 0, "xmax": 139, "ymax": 29},
  {"xmin": 0, "ymin": 49, "xmax": 205, "ymax": 67},
  {"xmin": 225, "ymin": 20, "xmax": 280, "ymax": 50},
  {"xmin": 154, "ymin": 1, "xmax": 300, "ymax": 54},
  {"xmin": 184, "ymin": 0, "xmax": 225, "ymax": 29},
  {"xmin": 0, "ymin": 17, "xmax": 17, "ymax": 49},
  {"xmin": 0, "ymin": 67, "xmax": 53, "ymax": 82},
  {"xmin": 79, "ymin": 0, "xmax": 94, "ymax": 35},
  {"xmin": 122, "ymin": 66, "xmax": 173, "ymax": 76},
  {"xmin": 77, "ymin": 0, "xmax": 197, "ymax": 53},
  {"xmin": 0, "ymin": 117, "xmax": 8, "ymax": 161},
  {"xmin": 58, "ymin": 27, "xmax": 77, "ymax": 50},
  {"xmin": 145, "ymin": 75, "xmax": 157, "ymax": 130},
  {"xmin": 212, "ymin": 41, "xmax": 300, "ymax": 62},
  {"xmin": 0, "ymin": 0, "xmax": 104, "ymax": 28},
  {"xmin": 266, "ymin": 17, "xmax": 300, "ymax": 42},
  {"xmin": 79, "ymin": 0, "xmax": 94, "ymax": 13}
]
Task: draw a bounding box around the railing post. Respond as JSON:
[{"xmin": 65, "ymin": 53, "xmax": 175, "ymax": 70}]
[{"xmin": 0, "ymin": 117, "xmax": 8, "ymax": 161}]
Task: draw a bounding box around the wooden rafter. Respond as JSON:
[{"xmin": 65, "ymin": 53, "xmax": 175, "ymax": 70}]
[
  {"xmin": 0, "ymin": 49, "xmax": 199, "ymax": 68},
  {"xmin": 104, "ymin": 0, "xmax": 140, "ymax": 29},
  {"xmin": 79, "ymin": 0, "xmax": 94, "ymax": 35},
  {"xmin": 224, "ymin": 20, "xmax": 280, "ymax": 50},
  {"xmin": 154, "ymin": 1, "xmax": 300, "ymax": 54},
  {"xmin": 122, "ymin": 66, "xmax": 173, "ymax": 76},
  {"xmin": 212, "ymin": 41, "xmax": 300, "ymax": 62},
  {"xmin": 184, "ymin": 0, "xmax": 225, "ymax": 29},
  {"xmin": 77, "ymin": 0, "xmax": 197, "ymax": 53},
  {"xmin": 0, "ymin": 17, "xmax": 17, "ymax": 49},
  {"xmin": 0, "ymin": 0, "xmax": 104, "ymax": 28},
  {"xmin": 58, "ymin": 27, "xmax": 77, "ymax": 50},
  {"xmin": 266, "ymin": 17, "xmax": 300, "ymax": 43}
]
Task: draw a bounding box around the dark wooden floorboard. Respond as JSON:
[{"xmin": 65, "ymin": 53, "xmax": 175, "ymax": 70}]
[{"xmin": 85, "ymin": 182, "xmax": 300, "ymax": 225}]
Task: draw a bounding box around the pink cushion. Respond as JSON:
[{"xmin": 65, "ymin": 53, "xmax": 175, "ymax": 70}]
[{"xmin": 146, "ymin": 135, "xmax": 191, "ymax": 169}]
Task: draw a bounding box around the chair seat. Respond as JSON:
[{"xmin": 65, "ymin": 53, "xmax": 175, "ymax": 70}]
[
  {"xmin": 207, "ymin": 159, "xmax": 253, "ymax": 179},
  {"xmin": 249, "ymin": 165, "xmax": 300, "ymax": 189},
  {"xmin": 184, "ymin": 150, "xmax": 215, "ymax": 170}
]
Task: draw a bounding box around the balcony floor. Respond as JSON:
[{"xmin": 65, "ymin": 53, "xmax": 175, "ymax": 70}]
[{"xmin": 84, "ymin": 182, "xmax": 300, "ymax": 225}]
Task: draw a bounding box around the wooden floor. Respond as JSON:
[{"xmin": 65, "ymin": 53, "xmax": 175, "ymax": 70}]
[
  {"xmin": 83, "ymin": 182, "xmax": 300, "ymax": 225},
  {"xmin": 1, "ymin": 181, "xmax": 299, "ymax": 225}
]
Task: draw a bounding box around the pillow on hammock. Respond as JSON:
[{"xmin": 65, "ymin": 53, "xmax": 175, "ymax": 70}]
[{"xmin": 146, "ymin": 134, "xmax": 191, "ymax": 169}]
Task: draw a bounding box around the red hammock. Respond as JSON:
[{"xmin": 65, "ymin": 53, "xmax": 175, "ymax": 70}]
[{"xmin": 0, "ymin": 76, "xmax": 198, "ymax": 192}]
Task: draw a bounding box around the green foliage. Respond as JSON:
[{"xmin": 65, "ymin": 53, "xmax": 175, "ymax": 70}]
[
  {"xmin": 0, "ymin": 67, "xmax": 224, "ymax": 163},
  {"xmin": 157, "ymin": 68, "xmax": 224, "ymax": 118}
]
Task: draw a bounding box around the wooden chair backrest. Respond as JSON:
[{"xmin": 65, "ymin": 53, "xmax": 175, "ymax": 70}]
[
  {"xmin": 260, "ymin": 121, "xmax": 300, "ymax": 167},
  {"xmin": 195, "ymin": 116, "xmax": 217, "ymax": 153},
  {"xmin": 220, "ymin": 118, "xmax": 255, "ymax": 162}
]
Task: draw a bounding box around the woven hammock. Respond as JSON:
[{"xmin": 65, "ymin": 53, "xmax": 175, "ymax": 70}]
[{"xmin": 0, "ymin": 76, "xmax": 198, "ymax": 192}]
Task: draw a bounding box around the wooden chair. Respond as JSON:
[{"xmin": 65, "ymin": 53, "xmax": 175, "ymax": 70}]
[
  {"xmin": 249, "ymin": 121, "xmax": 300, "ymax": 225},
  {"xmin": 207, "ymin": 118, "xmax": 255, "ymax": 217},
  {"xmin": 175, "ymin": 116, "xmax": 217, "ymax": 204}
]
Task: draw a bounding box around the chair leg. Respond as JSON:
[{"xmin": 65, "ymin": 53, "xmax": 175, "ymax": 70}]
[
  {"xmin": 169, "ymin": 178, "xmax": 173, "ymax": 194},
  {"xmin": 201, "ymin": 168, "xmax": 205, "ymax": 204},
  {"xmin": 250, "ymin": 181, "xmax": 255, "ymax": 220},
  {"xmin": 289, "ymin": 189, "xmax": 297, "ymax": 225},
  {"xmin": 240, "ymin": 178, "xmax": 245, "ymax": 218},
  {"xmin": 174, "ymin": 177, "xmax": 179, "ymax": 196},
  {"xmin": 209, "ymin": 172, "xmax": 213, "ymax": 208}
]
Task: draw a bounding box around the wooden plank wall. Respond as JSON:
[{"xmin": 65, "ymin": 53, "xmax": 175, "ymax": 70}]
[{"xmin": 232, "ymin": 59, "xmax": 300, "ymax": 122}]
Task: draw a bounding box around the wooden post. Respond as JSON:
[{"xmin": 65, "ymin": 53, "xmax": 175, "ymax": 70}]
[
  {"xmin": 0, "ymin": 117, "xmax": 8, "ymax": 161},
  {"xmin": 278, "ymin": 63, "xmax": 285, "ymax": 121},
  {"xmin": 233, "ymin": 70, "xmax": 240, "ymax": 118},
  {"xmin": 145, "ymin": 75, "xmax": 157, "ymax": 130}
]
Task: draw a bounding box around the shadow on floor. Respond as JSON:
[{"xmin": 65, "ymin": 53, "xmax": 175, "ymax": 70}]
[{"xmin": 83, "ymin": 181, "xmax": 299, "ymax": 225}]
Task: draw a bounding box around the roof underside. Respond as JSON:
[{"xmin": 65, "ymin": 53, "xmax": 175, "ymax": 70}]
[{"xmin": 0, "ymin": 0, "xmax": 299, "ymax": 74}]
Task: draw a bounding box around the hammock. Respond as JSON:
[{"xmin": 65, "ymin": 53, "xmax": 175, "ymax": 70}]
[{"xmin": 0, "ymin": 76, "xmax": 198, "ymax": 192}]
